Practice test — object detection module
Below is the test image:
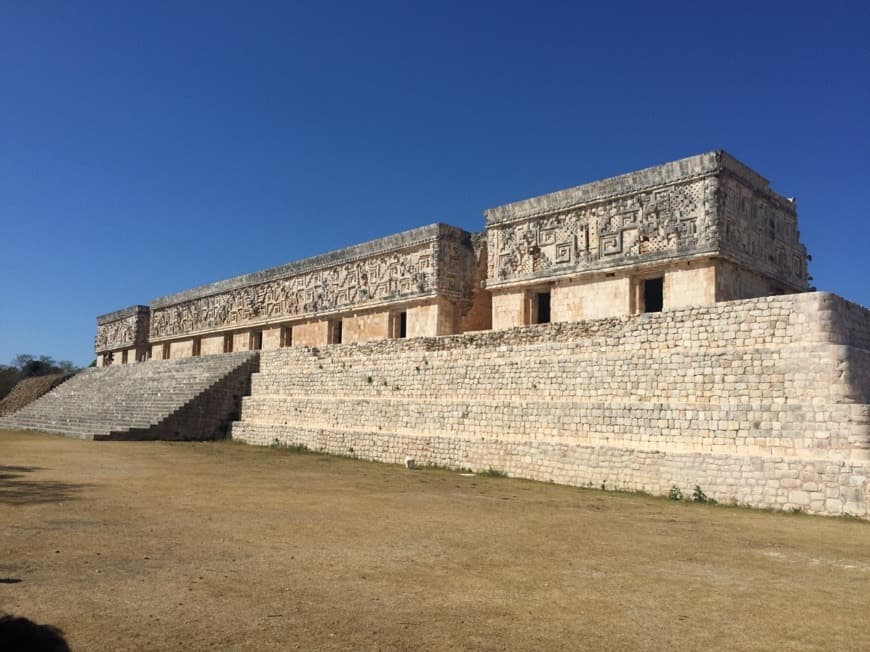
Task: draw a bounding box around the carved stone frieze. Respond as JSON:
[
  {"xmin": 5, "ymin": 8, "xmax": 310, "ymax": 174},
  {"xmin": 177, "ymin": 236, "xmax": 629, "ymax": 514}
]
[
  {"xmin": 149, "ymin": 225, "xmax": 476, "ymax": 340},
  {"xmin": 95, "ymin": 306, "xmax": 150, "ymax": 353},
  {"xmin": 487, "ymin": 177, "xmax": 717, "ymax": 285},
  {"xmin": 484, "ymin": 151, "xmax": 809, "ymax": 292},
  {"xmin": 717, "ymin": 174, "xmax": 807, "ymax": 286}
]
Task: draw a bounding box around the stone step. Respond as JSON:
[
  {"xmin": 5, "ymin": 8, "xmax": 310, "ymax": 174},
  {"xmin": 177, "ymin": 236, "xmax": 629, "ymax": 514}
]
[{"xmin": 2, "ymin": 352, "xmax": 259, "ymax": 439}]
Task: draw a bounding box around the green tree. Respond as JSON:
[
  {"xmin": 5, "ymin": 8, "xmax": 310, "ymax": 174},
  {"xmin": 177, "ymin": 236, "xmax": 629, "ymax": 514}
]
[{"xmin": 0, "ymin": 354, "xmax": 82, "ymax": 400}]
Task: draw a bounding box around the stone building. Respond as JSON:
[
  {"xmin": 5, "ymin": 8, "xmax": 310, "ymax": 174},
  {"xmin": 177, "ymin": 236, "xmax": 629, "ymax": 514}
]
[
  {"xmin": 485, "ymin": 150, "xmax": 808, "ymax": 328},
  {"xmin": 95, "ymin": 151, "xmax": 809, "ymax": 365},
  {"xmin": 16, "ymin": 149, "xmax": 867, "ymax": 518}
]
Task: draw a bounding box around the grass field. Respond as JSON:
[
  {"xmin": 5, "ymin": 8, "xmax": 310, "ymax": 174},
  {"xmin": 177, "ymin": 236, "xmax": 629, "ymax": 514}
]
[{"xmin": 1, "ymin": 429, "xmax": 868, "ymax": 651}]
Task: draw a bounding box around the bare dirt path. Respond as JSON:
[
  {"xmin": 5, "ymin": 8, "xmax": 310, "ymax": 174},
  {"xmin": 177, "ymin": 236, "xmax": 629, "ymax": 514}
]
[{"xmin": 1, "ymin": 429, "xmax": 868, "ymax": 651}]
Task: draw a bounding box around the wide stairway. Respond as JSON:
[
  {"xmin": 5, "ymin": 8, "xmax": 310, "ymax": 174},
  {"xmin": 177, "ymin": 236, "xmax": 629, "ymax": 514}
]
[{"xmin": 0, "ymin": 352, "xmax": 259, "ymax": 440}]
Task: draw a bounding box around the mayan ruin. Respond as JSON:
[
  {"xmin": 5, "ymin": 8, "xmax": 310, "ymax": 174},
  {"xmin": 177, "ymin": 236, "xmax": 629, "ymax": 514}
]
[
  {"xmin": 90, "ymin": 151, "xmax": 810, "ymax": 364},
  {"xmin": 3, "ymin": 151, "xmax": 868, "ymax": 519}
]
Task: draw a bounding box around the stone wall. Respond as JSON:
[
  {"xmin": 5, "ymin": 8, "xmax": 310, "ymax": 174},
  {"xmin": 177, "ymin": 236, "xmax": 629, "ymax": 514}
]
[
  {"xmin": 93, "ymin": 151, "xmax": 813, "ymax": 356},
  {"xmin": 483, "ymin": 151, "xmax": 808, "ymax": 295},
  {"xmin": 148, "ymin": 223, "xmax": 478, "ymax": 344},
  {"xmin": 232, "ymin": 292, "xmax": 870, "ymax": 518},
  {"xmin": 95, "ymin": 305, "xmax": 150, "ymax": 364},
  {"xmin": 717, "ymin": 157, "xmax": 807, "ymax": 290}
]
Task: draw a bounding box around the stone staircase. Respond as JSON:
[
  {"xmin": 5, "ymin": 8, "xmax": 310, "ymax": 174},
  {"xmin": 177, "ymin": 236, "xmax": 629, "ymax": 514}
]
[
  {"xmin": 0, "ymin": 373, "xmax": 72, "ymax": 416},
  {"xmin": 0, "ymin": 352, "xmax": 259, "ymax": 440}
]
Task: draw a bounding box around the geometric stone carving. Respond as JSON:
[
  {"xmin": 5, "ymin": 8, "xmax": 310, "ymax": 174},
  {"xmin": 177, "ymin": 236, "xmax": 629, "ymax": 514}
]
[
  {"xmin": 149, "ymin": 224, "xmax": 476, "ymax": 341},
  {"xmin": 95, "ymin": 305, "xmax": 150, "ymax": 353},
  {"xmin": 484, "ymin": 151, "xmax": 808, "ymax": 291}
]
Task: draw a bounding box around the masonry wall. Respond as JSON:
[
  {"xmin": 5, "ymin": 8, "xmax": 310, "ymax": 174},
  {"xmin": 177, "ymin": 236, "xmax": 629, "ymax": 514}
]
[
  {"xmin": 288, "ymin": 321, "xmax": 322, "ymax": 347},
  {"xmin": 715, "ymin": 259, "xmax": 781, "ymax": 302},
  {"xmin": 170, "ymin": 340, "xmax": 194, "ymax": 359},
  {"xmin": 232, "ymin": 292, "xmax": 870, "ymax": 518},
  {"xmin": 663, "ymin": 262, "xmax": 716, "ymax": 309},
  {"xmin": 551, "ymin": 276, "xmax": 631, "ymax": 323},
  {"xmin": 202, "ymin": 335, "xmax": 225, "ymax": 356},
  {"xmin": 492, "ymin": 261, "xmax": 716, "ymax": 328},
  {"xmin": 343, "ymin": 311, "xmax": 391, "ymax": 344}
]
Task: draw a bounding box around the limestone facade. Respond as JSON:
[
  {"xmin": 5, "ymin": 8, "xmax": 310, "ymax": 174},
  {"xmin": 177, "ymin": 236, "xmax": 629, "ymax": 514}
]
[
  {"xmin": 94, "ymin": 151, "xmax": 808, "ymax": 361},
  {"xmin": 485, "ymin": 151, "xmax": 808, "ymax": 329},
  {"xmin": 82, "ymin": 152, "xmax": 870, "ymax": 518},
  {"xmin": 94, "ymin": 305, "xmax": 150, "ymax": 366}
]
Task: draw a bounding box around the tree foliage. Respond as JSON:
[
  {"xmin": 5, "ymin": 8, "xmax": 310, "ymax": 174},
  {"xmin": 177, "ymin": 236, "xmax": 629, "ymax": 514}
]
[{"xmin": 0, "ymin": 354, "xmax": 80, "ymax": 400}]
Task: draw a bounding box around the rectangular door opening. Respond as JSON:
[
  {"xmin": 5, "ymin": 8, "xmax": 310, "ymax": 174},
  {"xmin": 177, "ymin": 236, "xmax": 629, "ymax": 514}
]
[
  {"xmin": 329, "ymin": 320, "xmax": 343, "ymax": 345},
  {"xmin": 535, "ymin": 291, "xmax": 551, "ymax": 324},
  {"xmin": 391, "ymin": 311, "xmax": 408, "ymax": 338},
  {"xmin": 250, "ymin": 331, "xmax": 263, "ymax": 351},
  {"xmin": 644, "ymin": 277, "xmax": 664, "ymax": 313}
]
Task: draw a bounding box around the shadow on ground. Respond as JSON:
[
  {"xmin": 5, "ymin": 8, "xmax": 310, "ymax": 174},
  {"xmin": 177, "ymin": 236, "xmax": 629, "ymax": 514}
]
[{"xmin": 0, "ymin": 466, "xmax": 88, "ymax": 505}]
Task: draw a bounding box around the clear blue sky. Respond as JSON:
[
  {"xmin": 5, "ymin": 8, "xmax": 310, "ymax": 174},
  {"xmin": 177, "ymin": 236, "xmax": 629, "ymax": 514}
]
[{"xmin": 1, "ymin": 1, "xmax": 867, "ymax": 367}]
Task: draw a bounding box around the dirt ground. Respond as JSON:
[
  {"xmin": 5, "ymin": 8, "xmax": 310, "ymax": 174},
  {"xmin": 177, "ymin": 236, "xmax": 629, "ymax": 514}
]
[{"xmin": 1, "ymin": 430, "xmax": 868, "ymax": 651}]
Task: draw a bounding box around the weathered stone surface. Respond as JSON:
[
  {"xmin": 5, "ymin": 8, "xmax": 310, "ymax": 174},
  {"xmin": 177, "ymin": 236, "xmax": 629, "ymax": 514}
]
[
  {"xmin": 0, "ymin": 374, "xmax": 72, "ymax": 416},
  {"xmin": 148, "ymin": 224, "xmax": 477, "ymax": 342},
  {"xmin": 76, "ymin": 152, "xmax": 870, "ymax": 519},
  {"xmin": 95, "ymin": 305, "xmax": 150, "ymax": 354},
  {"xmin": 94, "ymin": 151, "xmax": 813, "ymax": 358},
  {"xmin": 484, "ymin": 151, "xmax": 806, "ymax": 294},
  {"xmin": 231, "ymin": 292, "xmax": 870, "ymax": 518},
  {"xmin": 0, "ymin": 353, "xmax": 259, "ymax": 440}
]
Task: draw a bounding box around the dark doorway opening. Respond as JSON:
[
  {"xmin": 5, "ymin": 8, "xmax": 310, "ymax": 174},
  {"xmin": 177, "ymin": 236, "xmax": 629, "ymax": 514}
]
[
  {"xmin": 399, "ymin": 311, "xmax": 407, "ymax": 338},
  {"xmin": 250, "ymin": 331, "xmax": 263, "ymax": 350},
  {"xmin": 644, "ymin": 278, "xmax": 664, "ymax": 313},
  {"xmin": 330, "ymin": 320, "xmax": 343, "ymax": 345},
  {"xmin": 536, "ymin": 291, "xmax": 551, "ymax": 324}
]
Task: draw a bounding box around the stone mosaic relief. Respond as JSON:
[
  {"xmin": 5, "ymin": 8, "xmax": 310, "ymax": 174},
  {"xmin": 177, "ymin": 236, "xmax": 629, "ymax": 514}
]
[
  {"xmin": 489, "ymin": 178, "xmax": 717, "ymax": 284},
  {"xmin": 718, "ymin": 177, "xmax": 807, "ymax": 283},
  {"xmin": 150, "ymin": 240, "xmax": 471, "ymax": 339},
  {"xmin": 95, "ymin": 313, "xmax": 148, "ymax": 352}
]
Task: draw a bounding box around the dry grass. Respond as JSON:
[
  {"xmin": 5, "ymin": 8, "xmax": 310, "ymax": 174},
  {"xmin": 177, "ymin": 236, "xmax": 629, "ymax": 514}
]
[{"xmin": 1, "ymin": 429, "xmax": 868, "ymax": 651}]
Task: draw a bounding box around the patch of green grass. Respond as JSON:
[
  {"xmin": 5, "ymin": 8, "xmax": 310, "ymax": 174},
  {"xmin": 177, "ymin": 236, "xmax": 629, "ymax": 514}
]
[
  {"xmin": 692, "ymin": 484, "xmax": 717, "ymax": 504},
  {"xmin": 270, "ymin": 439, "xmax": 316, "ymax": 455}
]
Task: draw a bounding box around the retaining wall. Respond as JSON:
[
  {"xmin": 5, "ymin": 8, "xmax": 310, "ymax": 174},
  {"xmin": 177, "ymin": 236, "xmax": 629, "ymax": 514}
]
[{"xmin": 231, "ymin": 292, "xmax": 870, "ymax": 518}]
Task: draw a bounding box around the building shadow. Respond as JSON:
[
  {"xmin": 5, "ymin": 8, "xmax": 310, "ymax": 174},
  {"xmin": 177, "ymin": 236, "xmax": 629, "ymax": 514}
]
[
  {"xmin": 0, "ymin": 614, "xmax": 71, "ymax": 651},
  {"xmin": 0, "ymin": 466, "xmax": 88, "ymax": 505}
]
